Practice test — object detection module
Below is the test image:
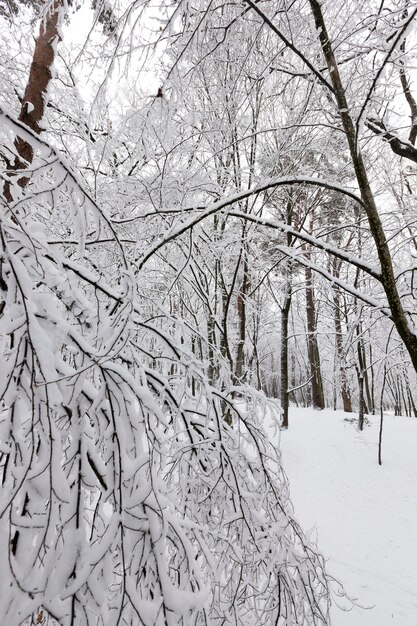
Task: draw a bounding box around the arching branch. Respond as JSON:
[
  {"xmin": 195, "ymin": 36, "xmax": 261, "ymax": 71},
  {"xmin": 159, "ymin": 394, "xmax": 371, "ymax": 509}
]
[{"xmin": 137, "ymin": 176, "xmax": 365, "ymax": 270}]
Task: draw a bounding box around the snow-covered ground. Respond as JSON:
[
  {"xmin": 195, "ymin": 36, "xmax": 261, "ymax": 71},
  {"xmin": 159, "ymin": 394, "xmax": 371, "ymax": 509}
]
[{"xmin": 278, "ymin": 408, "xmax": 417, "ymax": 626}]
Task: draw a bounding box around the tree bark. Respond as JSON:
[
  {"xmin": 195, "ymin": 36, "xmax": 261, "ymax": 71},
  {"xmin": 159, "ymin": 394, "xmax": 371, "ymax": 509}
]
[
  {"xmin": 332, "ymin": 261, "xmax": 352, "ymax": 412},
  {"xmin": 4, "ymin": 0, "xmax": 64, "ymax": 201},
  {"xmin": 358, "ymin": 372, "xmax": 365, "ymax": 431},
  {"xmin": 280, "ymin": 289, "xmax": 291, "ymax": 428},
  {"xmin": 4, "ymin": 0, "xmax": 65, "ymax": 566},
  {"xmin": 305, "ymin": 261, "xmax": 325, "ymax": 410},
  {"xmin": 309, "ymin": 0, "xmax": 417, "ymax": 377},
  {"xmin": 235, "ymin": 251, "xmax": 249, "ymax": 382}
]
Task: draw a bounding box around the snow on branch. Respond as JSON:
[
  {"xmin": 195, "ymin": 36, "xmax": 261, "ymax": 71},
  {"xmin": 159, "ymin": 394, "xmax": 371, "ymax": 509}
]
[
  {"xmin": 137, "ymin": 175, "xmax": 366, "ymax": 270},
  {"xmin": 0, "ymin": 104, "xmax": 331, "ymax": 625},
  {"xmin": 229, "ymin": 209, "xmax": 381, "ymax": 281}
]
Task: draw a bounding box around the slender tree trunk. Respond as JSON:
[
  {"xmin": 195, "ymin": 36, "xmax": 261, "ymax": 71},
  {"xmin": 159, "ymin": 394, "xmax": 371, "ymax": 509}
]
[
  {"xmin": 358, "ymin": 332, "xmax": 373, "ymax": 414},
  {"xmin": 303, "ymin": 206, "xmax": 325, "ymax": 410},
  {"xmin": 305, "ymin": 261, "xmax": 325, "ymax": 409},
  {"xmin": 379, "ymin": 364, "xmax": 388, "ymax": 465},
  {"xmin": 407, "ymin": 387, "xmax": 417, "ymax": 418},
  {"xmin": 309, "ymin": 0, "xmax": 417, "ymax": 376},
  {"xmin": 369, "ymin": 344, "xmax": 375, "ymax": 415},
  {"xmin": 207, "ymin": 315, "xmax": 217, "ymax": 386},
  {"xmin": 280, "ymin": 197, "xmax": 295, "ymax": 427},
  {"xmin": 248, "ymin": 292, "xmax": 263, "ymax": 391},
  {"xmin": 291, "ymin": 354, "xmax": 299, "ymax": 407},
  {"xmin": 356, "ymin": 324, "xmax": 369, "ymax": 423},
  {"xmin": 332, "ymin": 262, "xmax": 352, "ymax": 412},
  {"xmin": 358, "ymin": 371, "xmax": 365, "ymax": 431},
  {"xmin": 281, "ymin": 288, "xmax": 291, "ymax": 428},
  {"xmin": 335, "ymin": 305, "xmax": 352, "ymax": 412},
  {"xmin": 235, "ymin": 250, "xmax": 249, "ymax": 382}
]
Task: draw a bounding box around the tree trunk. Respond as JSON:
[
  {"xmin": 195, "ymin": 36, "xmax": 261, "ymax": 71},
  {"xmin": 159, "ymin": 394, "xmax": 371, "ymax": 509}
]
[
  {"xmin": 4, "ymin": 0, "xmax": 64, "ymax": 201},
  {"xmin": 281, "ymin": 288, "xmax": 291, "ymax": 428},
  {"xmin": 305, "ymin": 261, "xmax": 325, "ymax": 409},
  {"xmin": 280, "ymin": 197, "xmax": 295, "ymax": 427},
  {"xmin": 309, "ymin": 0, "xmax": 417, "ymax": 377},
  {"xmin": 369, "ymin": 343, "xmax": 375, "ymax": 415},
  {"xmin": 358, "ymin": 372, "xmax": 365, "ymax": 431},
  {"xmin": 235, "ymin": 251, "xmax": 249, "ymax": 382},
  {"xmin": 357, "ymin": 329, "xmax": 373, "ymax": 414},
  {"xmin": 356, "ymin": 325, "xmax": 369, "ymax": 420},
  {"xmin": 4, "ymin": 0, "xmax": 64, "ymax": 582},
  {"xmin": 378, "ymin": 365, "xmax": 387, "ymax": 465},
  {"xmin": 332, "ymin": 262, "xmax": 352, "ymax": 412}
]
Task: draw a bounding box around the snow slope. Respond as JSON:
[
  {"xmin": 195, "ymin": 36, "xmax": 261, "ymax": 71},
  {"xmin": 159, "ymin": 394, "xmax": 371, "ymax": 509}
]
[{"xmin": 278, "ymin": 408, "xmax": 417, "ymax": 626}]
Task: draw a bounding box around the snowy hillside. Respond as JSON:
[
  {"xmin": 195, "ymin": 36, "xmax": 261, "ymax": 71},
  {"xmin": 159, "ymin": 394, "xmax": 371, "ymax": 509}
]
[{"xmin": 278, "ymin": 408, "xmax": 417, "ymax": 626}]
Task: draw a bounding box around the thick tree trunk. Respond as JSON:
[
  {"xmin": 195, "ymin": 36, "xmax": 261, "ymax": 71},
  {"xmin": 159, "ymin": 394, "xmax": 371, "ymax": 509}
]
[
  {"xmin": 19, "ymin": 1, "xmax": 63, "ymax": 134},
  {"xmin": 4, "ymin": 0, "xmax": 64, "ymax": 201}
]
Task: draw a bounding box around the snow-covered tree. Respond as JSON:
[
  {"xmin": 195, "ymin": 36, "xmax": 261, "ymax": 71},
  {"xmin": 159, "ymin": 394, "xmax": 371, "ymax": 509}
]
[{"xmin": 0, "ymin": 2, "xmax": 331, "ymax": 624}]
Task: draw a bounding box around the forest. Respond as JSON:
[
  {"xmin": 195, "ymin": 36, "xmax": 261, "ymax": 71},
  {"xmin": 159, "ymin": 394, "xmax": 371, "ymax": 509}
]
[{"xmin": 1, "ymin": 0, "xmax": 416, "ymax": 624}]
